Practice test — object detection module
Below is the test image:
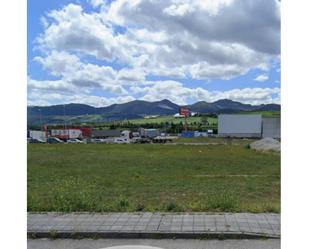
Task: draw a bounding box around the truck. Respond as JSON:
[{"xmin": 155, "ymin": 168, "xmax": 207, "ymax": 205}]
[{"xmin": 50, "ymin": 129, "xmax": 82, "ymax": 140}]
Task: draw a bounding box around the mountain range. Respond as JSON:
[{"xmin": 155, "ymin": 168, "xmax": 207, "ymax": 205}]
[{"xmin": 27, "ymin": 99, "xmax": 280, "ymax": 125}]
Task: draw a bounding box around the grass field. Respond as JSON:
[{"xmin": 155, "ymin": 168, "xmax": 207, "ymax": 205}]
[
  {"xmin": 125, "ymin": 115, "xmax": 217, "ymax": 125},
  {"xmin": 174, "ymin": 137, "xmax": 256, "ymax": 144},
  {"xmin": 238, "ymin": 110, "xmax": 281, "ymax": 116},
  {"xmin": 28, "ymin": 143, "xmax": 280, "ymax": 213}
]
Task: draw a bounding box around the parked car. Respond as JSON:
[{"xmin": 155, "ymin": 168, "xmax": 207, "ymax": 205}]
[
  {"xmin": 29, "ymin": 138, "xmax": 46, "ymax": 143},
  {"xmin": 139, "ymin": 137, "xmax": 151, "ymax": 143},
  {"xmin": 131, "ymin": 137, "xmax": 142, "ymax": 143},
  {"xmin": 67, "ymin": 138, "xmax": 85, "ymax": 144},
  {"xmin": 47, "ymin": 137, "xmax": 64, "ymax": 143},
  {"xmin": 91, "ymin": 138, "xmax": 106, "ymax": 143},
  {"xmin": 114, "ymin": 137, "xmax": 130, "ymax": 144}
]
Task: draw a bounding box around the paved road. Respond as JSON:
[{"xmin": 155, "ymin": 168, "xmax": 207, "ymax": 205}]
[
  {"xmin": 28, "ymin": 212, "xmax": 280, "ymax": 239},
  {"xmin": 28, "ymin": 239, "xmax": 280, "ymax": 249}
]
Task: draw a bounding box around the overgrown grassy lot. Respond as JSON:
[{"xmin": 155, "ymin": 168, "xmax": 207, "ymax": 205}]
[
  {"xmin": 28, "ymin": 143, "xmax": 280, "ymax": 213},
  {"xmin": 174, "ymin": 137, "xmax": 255, "ymax": 144}
]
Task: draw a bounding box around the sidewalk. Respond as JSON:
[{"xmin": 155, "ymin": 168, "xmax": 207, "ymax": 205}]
[{"xmin": 28, "ymin": 212, "xmax": 280, "ymax": 239}]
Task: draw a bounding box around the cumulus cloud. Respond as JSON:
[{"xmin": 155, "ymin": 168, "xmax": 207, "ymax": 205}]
[
  {"xmin": 254, "ymin": 74, "xmax": 269, "ymax": 82},
  {"xmin": 36, "ymin": 4, "xmax": 125, "ymax": 61},
  {"xmin": 35, "ymin": 1, "xmax": 280, "ymax": 80},
  {"xmin": 87, "ymin": 0, "xmax": 106, "ymax": 8},
  {"xmin": 135, "ymin": 81, "xmax": 280, "ymax": 105},
  {"xmin": 33, "ymin": 51, "xmax": 130, "ymax": 95},
  {"xmin": 28, "ymin": 89, "xmax": 135, "ymax": 107},
  {"xmin": 28, "ymin": 0, "xmax": 281, "ymax": 106},
  {"xmin": 29, "ymin": 77, "xmax": 280, "ymax": 107}
]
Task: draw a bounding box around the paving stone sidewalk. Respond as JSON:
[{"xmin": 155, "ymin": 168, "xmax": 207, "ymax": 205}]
[{"xmin": 28, "ymin": 213, "xmax": 280, "ymax": 239}]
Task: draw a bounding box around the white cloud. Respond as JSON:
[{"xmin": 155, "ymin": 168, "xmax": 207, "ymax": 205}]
[
  {"xmin": 36, "ymin": 4, "xmax": 125, "ymax": 62},
  {"xmin": 40, "ymin": 16, "xmax": 49, "ymax": 29},
  {"xmin": 28, "ymin": 78, "xmax": 77, "ymax": 94},
  {"xmin": 117, "ymin": 68, "xmax": 145, "ymax": 82},
  {"xmin": 27, "ymin": 89, "xmax": 135, "ymax": 107},
  {"xmin": 34, "ymin": 51, "xmax": 82, "ymax": 77},
  {"xmin": 33, "ymin": 51, "xmax": 130, "ymax": 95},
  {"xmin": 28, "ymin": 0, "xmax": 281, "ymax": 107},
  {"xmin": 212, "ymin": 87, "xmax": 280, "ymax": 105},
  {"xmin": 132, "ymin": 81, "xmax": 280, "ymax": 106},
  {"xmin": 28, "ymin": 75, "xmax": 280, "ymax": 107},
  {"xmin": 163, "ymin": 3, "xmax": 192, "ymax": 17},
  {"xmin": 34, "ymin": 1, "xmax": 280, "ymax": 80},
  {"xmin": 163, "ymin": 0, "xmax": 234, "ymax": 17},
  {"xmin": 254, "ymin": 74, "xmax": 269, "ymax": 82},
  {"xmin": 87, "ymin": 0, "xmax": 106, "ymax": 8}
]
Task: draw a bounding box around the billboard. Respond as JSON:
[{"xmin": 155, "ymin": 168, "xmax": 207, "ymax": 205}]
[
  {"xmin": 262, "ymin": 117, "xmax": 281, "ymax": 138},
  {"xmin": 180, "ymin": 107, "xmax": 190, "ymax": 117},
  {"xmin": 218, "ymin": 114, "xmax": 262, "ymax": 138},
  {"xmin": 51, "ymin": 129, "xmax": 82, "ymax": 139}
]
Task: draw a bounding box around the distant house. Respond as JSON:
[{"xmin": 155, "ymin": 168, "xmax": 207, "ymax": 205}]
[
  {"xmin": 144, "ymin": 115, "xmax": 159, "ymax": 119},
  {"xmin": 92, "ymin": 129, "xmax": 121, "ymax": 138},
  {"xmin": 174, "ymin": 113, "xmax": 185, "ymax": 118}
]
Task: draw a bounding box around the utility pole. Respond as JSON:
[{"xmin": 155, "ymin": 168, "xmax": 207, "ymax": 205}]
[
  {"xmin": 39, "ymin": 109, "xmax": 43, "ymax": 131},
  {"xmin": 180, "ymin": 107, "xmax": 189, "ymax": 132},
  {"xmin": 63, "ymin": 104, "xmax": 67, "ymax": 139}
]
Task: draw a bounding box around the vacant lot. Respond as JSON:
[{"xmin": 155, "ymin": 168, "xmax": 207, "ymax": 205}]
[
  {"xmin": 28, "ymin": 143, "xmax": 280, "ymax": 213},
  {"xmin": 174, "ymin": 137, "xmax": 255, "ymax": 145}
]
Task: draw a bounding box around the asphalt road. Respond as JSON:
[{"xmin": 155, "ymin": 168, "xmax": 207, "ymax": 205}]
[{"xmin": 28, "ymin": 239, "xmax": 280, "ymax": 249}]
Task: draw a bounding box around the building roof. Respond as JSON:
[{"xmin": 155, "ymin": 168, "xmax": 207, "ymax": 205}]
[{"xmin": 92, "ymin": 129, "xmax": 121, "ymax": 137}]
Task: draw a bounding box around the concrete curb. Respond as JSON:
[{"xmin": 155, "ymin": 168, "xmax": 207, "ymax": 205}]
[{"xmin": 28, "ymin": 231, "xmax": 279, "ymax": 240}]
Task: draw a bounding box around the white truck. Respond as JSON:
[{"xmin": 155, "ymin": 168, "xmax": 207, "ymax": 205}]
[{"xmin": 113, "ymin": 130, "xmax": 132, "ymax": 144}]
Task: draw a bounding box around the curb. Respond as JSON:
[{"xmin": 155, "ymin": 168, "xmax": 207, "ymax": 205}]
[{"xmin": 28, "ymin": 231, "xmax": 280, "ymax": 240}]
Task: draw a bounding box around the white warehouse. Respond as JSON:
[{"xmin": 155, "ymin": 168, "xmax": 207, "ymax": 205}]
[
  {"xmin": 262, "ymin": 117, "xmax": 281, "ymax": 138},
  {"xmin": 218, "ymin": 114, "xmax": 262, "ymax": 138}
]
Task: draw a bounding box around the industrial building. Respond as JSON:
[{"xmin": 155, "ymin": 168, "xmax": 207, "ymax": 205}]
[
  {"xmin": 92, "ymin": 129, "xmax": 121, "ymax": 138},
  {"xmin": 218, "ymin": 114, "xmax": 262, "ymax": 138},
  {"xmin": 139, "ymin": 128, "xmax": 160, "ymax": 138},
  {"xmin": 51, "ymin": 129, "xmax": 82, "ymax": 139},
  {"xmin": 262, "ymin": 117, "xmax": 281, "ymax": 138},
  {"xmin": 218, "ymin": 114, "xmax": 281, "ymax": 138},
  {"xmin": 29, "ymin": 130, "xmax": 47, "ymax": 142}
]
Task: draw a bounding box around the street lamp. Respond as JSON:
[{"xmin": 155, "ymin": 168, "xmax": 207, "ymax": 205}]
[
  {"xmin": 63, "ymin": 104, "xmax": 68, "ymax": 139},
  {"xmin": 38, "ymin": 108, "xmax": 43, "ymax": 131}
]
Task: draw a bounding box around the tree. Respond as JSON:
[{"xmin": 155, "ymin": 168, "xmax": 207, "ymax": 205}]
[{"xmin": 201, "ymin": 115, "xmax": 209, "ymax": 126}]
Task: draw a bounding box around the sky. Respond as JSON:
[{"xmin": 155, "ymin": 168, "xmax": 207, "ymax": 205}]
[{"xmin": 27, "ymin": 0, "xmax": 281, "ymax": 107}]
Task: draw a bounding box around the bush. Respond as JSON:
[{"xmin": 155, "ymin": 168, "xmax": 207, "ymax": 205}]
[
  {"xmin": 164, "ymin": 201, "xmax": 183, "ymax": 212},
  {"xmin": 135, "ymin": 203, "xmax": 145, "ymax": 211},
  {"xmin": 207, "ymin": 192, "xmax": 239, "ymax": 212},
  {"xmin": 117, "ymin": 196, "xmax": 130, "ymax": 211}
]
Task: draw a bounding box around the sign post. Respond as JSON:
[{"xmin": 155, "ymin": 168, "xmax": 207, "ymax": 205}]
[{"xmin": 180, "ymin": 107, "xmax": 190, "ymax": 132}]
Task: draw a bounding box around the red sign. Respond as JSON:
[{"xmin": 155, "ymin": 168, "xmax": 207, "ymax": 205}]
[{"xmin": 180, "ymin": 107, "xmax": 190, "ymax": 117}]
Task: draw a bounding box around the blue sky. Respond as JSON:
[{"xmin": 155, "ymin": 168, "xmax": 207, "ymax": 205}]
[{"xmin": 27, "ymin": 0, "xmax": 281, "ymax": 107}]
